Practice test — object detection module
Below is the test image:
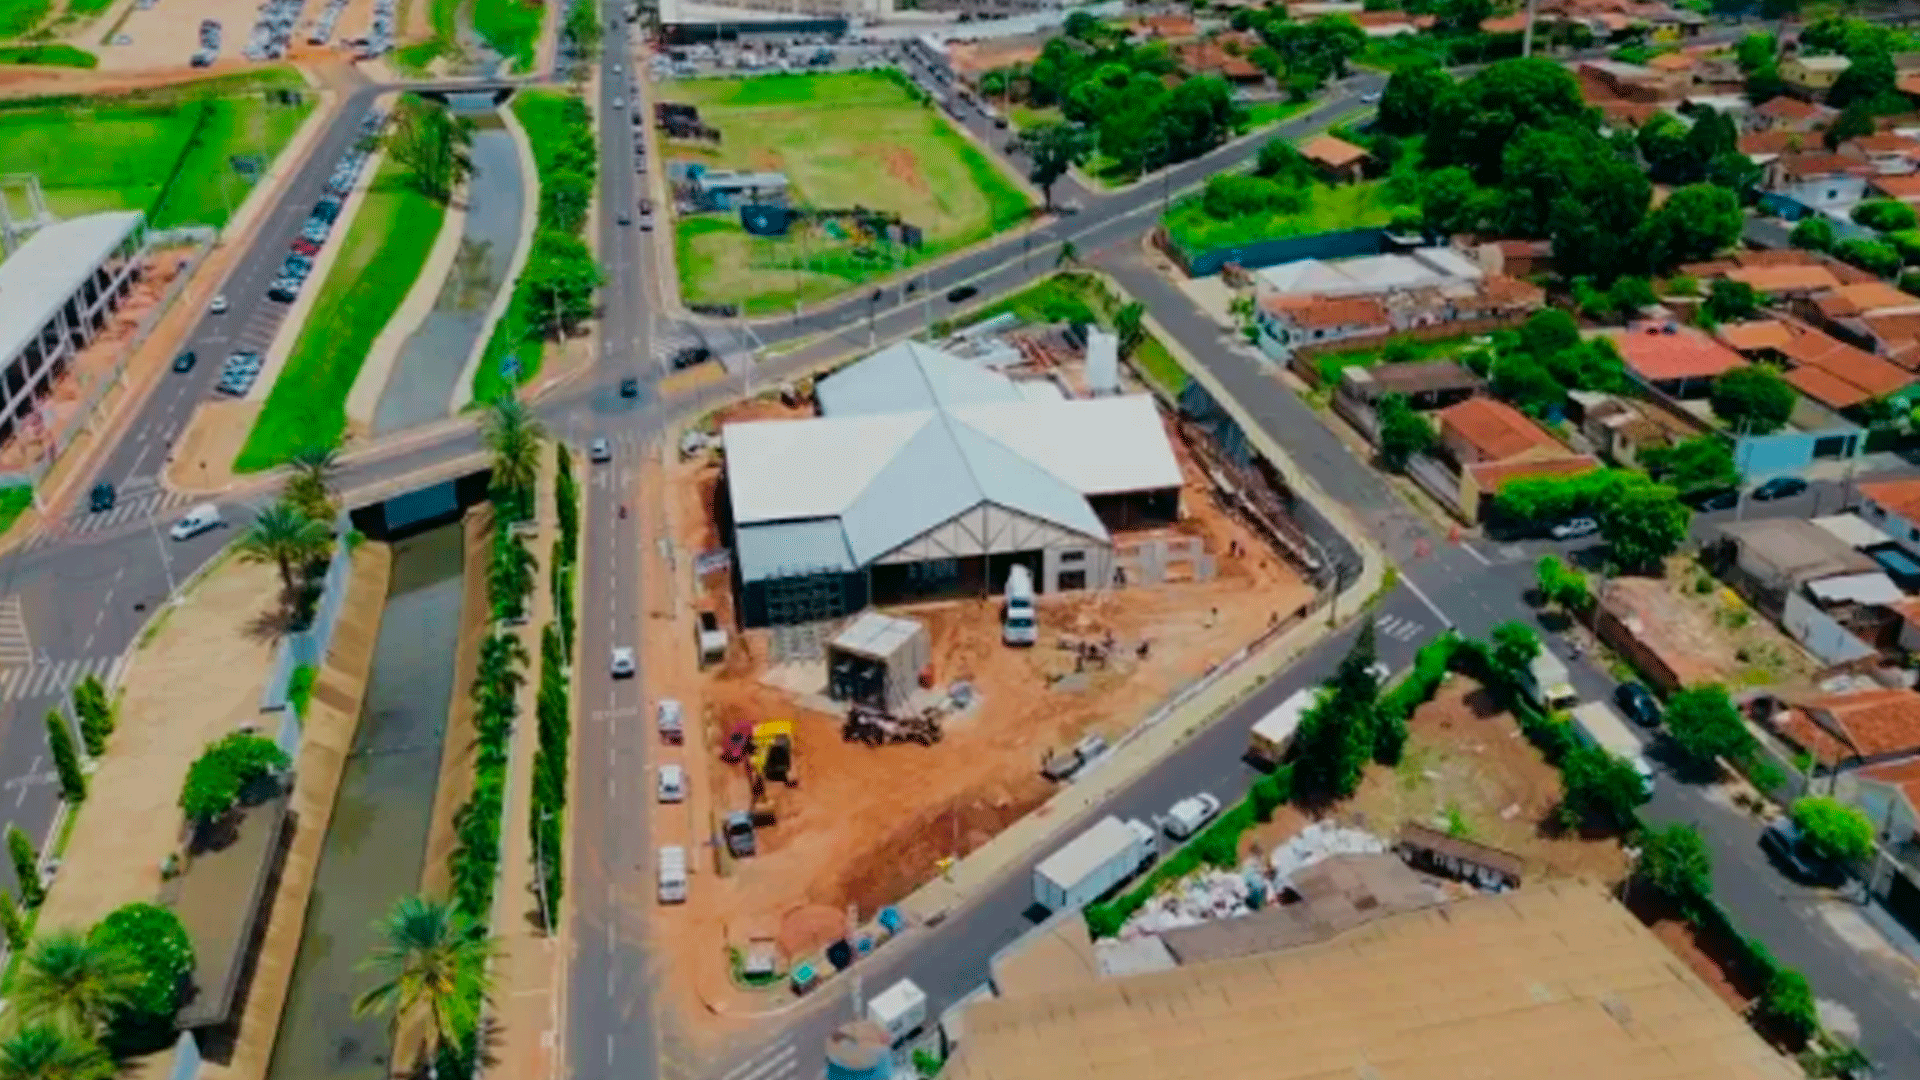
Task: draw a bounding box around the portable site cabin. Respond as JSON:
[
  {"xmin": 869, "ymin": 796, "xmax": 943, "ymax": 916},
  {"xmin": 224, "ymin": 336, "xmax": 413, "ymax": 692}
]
[{"xmin": 827, "ymin": 612, "xmax": 931, "ymax": 714}]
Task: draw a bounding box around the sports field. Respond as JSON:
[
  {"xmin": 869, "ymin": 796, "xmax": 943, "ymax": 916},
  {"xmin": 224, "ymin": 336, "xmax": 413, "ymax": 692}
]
[
  {"xmin": 0, "ymin": 68, "xmax": 312, "ymax": 229},
  {"xmin": 663, "ymin": 71, "xmax": 1030, "ymax": 314}
]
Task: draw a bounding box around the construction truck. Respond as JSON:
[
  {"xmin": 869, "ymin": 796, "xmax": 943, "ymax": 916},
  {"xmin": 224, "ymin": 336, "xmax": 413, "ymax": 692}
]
[{"xmin": 751, "ymin": 720, "xmax": 797, "ymax": 786}]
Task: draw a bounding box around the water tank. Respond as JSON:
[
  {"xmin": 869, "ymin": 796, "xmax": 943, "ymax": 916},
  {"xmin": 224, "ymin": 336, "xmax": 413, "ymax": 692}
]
[{"xmin": 825, "ymin": 1020, "xmax": 893, "ymax": 1080}]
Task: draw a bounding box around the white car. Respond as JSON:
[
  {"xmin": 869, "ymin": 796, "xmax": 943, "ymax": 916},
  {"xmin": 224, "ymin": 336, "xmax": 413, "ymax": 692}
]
[
  {"xmin": 1550, "ymin": 517, "xmax": 1600, "ymax": 541},
  {"xmin": 657, "ymin": 763, "xmax": 686, "ymax": 803},
  {"xmin": 612, "ymin": 96, "xmax": 625, "ymax": 110},
  {"xmin": 611, "ymin": 646, "xmax": 636, "ymax": 678},
  {"xmin": 589, "ymin": 437, "xmax": 612, "ymax": 463},
  {"xmin": 168, "ymin": 503, "xmax": 222, "ymax": 541},
  {"xmin": 1164, "ymin": 792, "xmax": 1222, "ymax": 840},
  {"xmin": 208, "ymin": 294, "xmax": 229, "ymax": 314}
]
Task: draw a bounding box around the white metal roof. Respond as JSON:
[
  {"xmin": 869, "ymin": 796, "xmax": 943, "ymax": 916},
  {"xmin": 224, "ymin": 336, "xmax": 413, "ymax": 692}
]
[
  {"xmin": 949, "ymin": 395, "xmax": 1183, "ymax": 495},
  {"xmin": 1806, "ymin": 571, "xmax": 1904, "ymax": 606},
  {"xmin": 831, "ymin": 611, "xmax": 925, "ymax": 661},
  {"xmin": 1811, "ymin": 513, "xmax": 1893, "ymax": 551},
  {"xmin": 815, "ymin": 340, "xmax": 1026, "ymax": 416},
  {"xmin": 1254, "ymin": 247, "xmax": 1483, "ymax": 299},
  {"xmin": 0, "ymin": 210, "xmax": 143, "ymax": 365}
]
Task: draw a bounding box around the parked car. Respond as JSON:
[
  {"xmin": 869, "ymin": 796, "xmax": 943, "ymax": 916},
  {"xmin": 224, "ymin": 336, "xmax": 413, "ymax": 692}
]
[
  {"xmin": 657, "ymin": 763, "xmax": 685, "ymax": 803},
  {"xmin": 291, "ymin": 237, "xmax": 320, "ymax": 257},
  {"xmin": 88, "ymin": 482, "xmax": 115, "ymax": 512},
  {"xmin": 1760, "ymin": 817, "xmax": 1846, "ymax": 886},
  {"xmin": 1614, "ymin": 682, "xmax": 1661, "ymax": 727},
  {"xmin": 1753, "ymin": 476, "xmax": 1809, "ymax": 502},
  {"xmin": 589, "ymin": 437, "xmax": 612, "ymax": 463},
  {"xmin": 1163, "ymin": 792, "xmax": 1221, "ymax": 839},
  {"xmin": 945, "ymin": 284, "xmax": 978, "ymax": 304},
  {"xmin": 168, "ymin": 503, "xmax": 222, "ymax": 541},
  {"xmin": 620, "ymin": 377, "xmax": 640, "ymax": 398},
  {"xmin": 611, "ymin": 646, "xmax": 636, "ymax": 678},
  {"xmin": 208, "ymin": 294, "xmax": 229, "ymax": 314},
  {"xmin": 1691, "ymin": 488, "xmax": 1738, "ymax": 513},
  {"xmin": 172, "ymin": 350, "xmax": 197, "ymax": 373},
  {"xmin": 617, "ymin": 212, "xmax": 631, "ymax": 226},
  {"xmin": 670, "ymin": 345, "xmax": 712, "ymax": 370},
  {"xmin": 1549, "ymin": 517, "xmax": 1599, "ymax": 540}
]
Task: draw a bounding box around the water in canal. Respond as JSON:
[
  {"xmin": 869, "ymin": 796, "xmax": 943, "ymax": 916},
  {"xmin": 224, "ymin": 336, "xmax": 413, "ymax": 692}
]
[
  {"xmin": 373, "ymin": 107, "xmax": 526, "ymax": 435},
  {"xmin": 263, "ymin": 524, "xmax": 466, "ymax": 1080}
]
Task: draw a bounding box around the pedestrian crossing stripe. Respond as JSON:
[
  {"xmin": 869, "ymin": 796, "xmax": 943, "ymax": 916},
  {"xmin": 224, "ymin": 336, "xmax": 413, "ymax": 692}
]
[
  {"xmin": 1375, "ymin": 614, "xmax": 1426, "ymax": 643},
  {"xmin": 0, "ymin": 598, "xmax": 30, "ymax": 667},
  {"xmin": 0, "ymin": 656, "xmax": 126, "ymax": 704},
  {"xmin": 60, "ymin": 489, "xmax": 196, "ymax": 537},
  {"xmin": 717, "ymin": 1039, "xmax": 800, "ymax": 1080}
]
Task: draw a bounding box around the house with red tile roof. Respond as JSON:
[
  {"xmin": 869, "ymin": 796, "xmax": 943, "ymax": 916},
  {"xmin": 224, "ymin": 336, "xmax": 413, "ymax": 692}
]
[
  {"xmin": 1770, "ymin": 687, "xmax": 1920, "ymax": 770},
  {"xmin": 1175, "ymin": 40, "xmax": 1265, "ymax": 84},
  {"xmin": 1773, "ymin": 326, "xmax": 1918, "ymax": 412},
  {"xmin": 1610, "ymin": 324, "xmax": 1747, "ymax": 397},
  {"xmin": 1765, "ymin": 152, "xmax": 1875, "ymax": 215},
  {"xmin": 1870, "ymin": 174, "xmax": 1920, "ymax": 203},
  {"xmin": 1432, "ymin": 398, "xmax": 1601, "ymax": 521},
  {"xmin": 1751, "ymin": 95, "xmax": 1835, "ymax": 133},
  {"xmin": 1859, "ymin": 478, "xmax": 1920, "ymax": 560},
  {"xmin": 1840, "ymin": 132, "xmax": 1920, "ymax": 175},
  {"xmin": 1298, "ymin": 135, "xmax": 1372, "ymax": 183}
]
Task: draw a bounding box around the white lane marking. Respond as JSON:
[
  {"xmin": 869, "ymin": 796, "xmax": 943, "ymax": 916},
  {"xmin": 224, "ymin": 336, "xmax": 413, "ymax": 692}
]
[{"xmin": 1399, "ymin": 573, "xmax": 1456, "ymax": 631}]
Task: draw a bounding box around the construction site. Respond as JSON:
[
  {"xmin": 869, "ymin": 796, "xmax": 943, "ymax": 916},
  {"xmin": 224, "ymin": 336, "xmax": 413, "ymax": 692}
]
[{"xmin": 636, "ymin": 321, "xmax": 1321, "ymax": 1032}]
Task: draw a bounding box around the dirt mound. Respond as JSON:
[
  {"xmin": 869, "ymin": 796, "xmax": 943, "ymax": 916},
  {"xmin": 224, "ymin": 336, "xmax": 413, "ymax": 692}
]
[
  {"xmin": 827, "ymin": 785, "xmax": 1041, "ymax": 917},
  {"xmin": 777, "ymin": 904, "xmax": 846, "ymax": 959}
]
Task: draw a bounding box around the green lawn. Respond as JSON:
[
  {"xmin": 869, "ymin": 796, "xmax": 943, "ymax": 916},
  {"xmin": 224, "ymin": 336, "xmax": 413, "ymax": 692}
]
[
  {"xmin": 1241, "ymin": 98, "xmax": 1308, "ymax": 130},
  {"xmin": 234, "ymin": 154, "xmax": 445, "ymax": 472},
  {"xmin": 1164, "ymin": 176, "xmax": 1406, "ymax": 255},
  {"xmin": 0, "ymin": 0, "xmax": 49, "ymax": 38},
  {"xmin": 61, "ymin": 0, "xmax": 114, "ymax": 19},
  {"xmin": 0, "ymin": 486, "xmax": 31, "ymax": 541},
  {"xmin": 663, "ymin": 71, "xmax": 1032, "ymax": 314},
  {"xmin": 942, "ymin": 273, "xmax": 1190, "ymax": 395},
  {"xmin": 1310, "ymin": 328, "xmax": 1488, "ymax": 386},
  {"xmin": 0, "ymin": 44, "xmax": 96, "ymax": 67},
  {"xmin": 473, "ymin": 0, "xmax": 541, "ymax": 72},
  {"xmin": 0, "ymin": 67, "xmax": 311, "ymax": 229},
  {"xmin": 1009, "ymin": 104, "xmax": 1061, "ymax": 130}
]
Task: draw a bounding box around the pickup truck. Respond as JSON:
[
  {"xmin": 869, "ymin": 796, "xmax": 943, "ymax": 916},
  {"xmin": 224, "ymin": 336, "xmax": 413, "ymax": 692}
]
[{"xmin": 1041, "ymin": 733, "xmax": 1109, "ymax": 781}]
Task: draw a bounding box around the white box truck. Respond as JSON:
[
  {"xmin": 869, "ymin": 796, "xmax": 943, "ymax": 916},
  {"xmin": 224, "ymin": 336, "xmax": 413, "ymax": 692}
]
[
  {"xmin": 1570, "ymin": 701, "xmax": 1655, "ymax": 795},
  {"xmin": 657, "ymin": 846, "xmax": 688, "ymax": 904},
  {"xmin": 1520, "ymin": 651, "xmax": 1579, "ymax": 713},
  {"xmin": 867, "ymin": 978, "xmax": 927, "ymax": 1046},
  {"xmin": 1032, "ymin": 815, "xmax": 1156, "ymax": 911},
  {"xmin": 1247, "ymin": 686, "xmax": 1319, "ymax": 767},
  {"xmin": 1002, "ymin": 564, "xmax": 1037, "ymax": 646}
]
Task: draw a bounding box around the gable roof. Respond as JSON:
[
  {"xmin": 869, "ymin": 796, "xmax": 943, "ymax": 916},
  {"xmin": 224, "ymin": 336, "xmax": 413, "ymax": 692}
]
[
  {"xmin": 1860, "ymin": 476, "xmax": 1920, "ymax": 522},
  {"xmin": 1777, "ymin": 327, "xmax": 1916, "ymax": 400},
  {"xmin": 1773, "ymin": 152, "xmax": 1871, "ymax": 180},
  {"xmin": 1299, "ymin": 134, "xmax": 1370, "ymax": 170},
  {"xmin": 1783, "ymin": 364, "xmax": 1872, "ymax": 409},
  {"xmin": 1816, "ymin": 282, "xmax": 1920, "ymax": 319},
  {"xmin": 1612, "ymin": 326, "xmax": 1748, "ymax": 382},
  {"xmin": 1715, "ymin": 320, "xmax": 1796, "ymax": 353},
  {"xmin": 1438, "ymin": 397, "xmax": 1561, "ymax": 461},
  {"xmin": 1870, "ymin": 174, "xmax": 1920, "ymax": 202},
  {"xmin": 1724, "ymin": 264, "xmax": 1841, "ymax": 293},
  {"xmin": 1776, "ymin": 687, "xmax": 1920, "ymax": 765},
  {"xmin": 815, "ymin": 340, "xmax": 1028, "ymax": 416}
]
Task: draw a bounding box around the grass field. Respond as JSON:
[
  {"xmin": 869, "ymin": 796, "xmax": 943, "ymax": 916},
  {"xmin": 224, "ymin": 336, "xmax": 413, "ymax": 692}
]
[
  {"xmin": 473, "ymin": 0, "xmax": 540, "ymax": 72},
  {"xmin": 663, "ymin": 71, "xmax": 1031, "ymax": 314},
  {"xmin": 234, "ymin": 155, "xmax": 445, "ymax": 472},
  {"xmin": 0, "ymin": 68, "xmax": 311, "ymax": 229},
  {"xmin": 0, "ymin": 44, "xmax": 95, "ymax": 66},
  {"xmin": 0, "ymin": 0, "xmax": 49, "ymax": 38},
  {"xmin": 0, "ymin": 486, "xmax": 31, "ymax": 540},
  {"xmin": 1164, "ymin": 176, "xmax": 1406, "ymax": 254}
]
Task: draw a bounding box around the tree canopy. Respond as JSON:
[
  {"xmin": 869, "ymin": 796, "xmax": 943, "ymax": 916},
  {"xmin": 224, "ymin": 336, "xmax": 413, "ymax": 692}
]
[
  {"xmin": 179, "ymin": 733, "xmax": 289, "ymax": 825},
  {"xmin": 1424, "ymin": 58, "xmax": 1595, "ymax": 184},
  {"xmin": 1710, "ymin": 365, "xmax": 1798, "ymax": 434},
  {"xmin": 1600, "ymin": 480, "xmax": 1692, "ymax": 573},
  {"xmin": 1664, "ymin": 684, "xmax": 1754, "ymax": 769},
  {"xmin": 1790, "ymin": 796, "xmax": 1875, "ymax": 865}
]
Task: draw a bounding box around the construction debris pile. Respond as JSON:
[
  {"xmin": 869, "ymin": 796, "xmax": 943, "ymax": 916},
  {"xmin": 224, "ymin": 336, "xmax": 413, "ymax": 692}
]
[{"xmin": 1121, "ymin": 824, "xmax": 1390, "ymax": 937}]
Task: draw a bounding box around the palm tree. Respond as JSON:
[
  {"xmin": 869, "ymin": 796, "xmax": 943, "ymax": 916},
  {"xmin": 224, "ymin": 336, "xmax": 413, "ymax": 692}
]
[
  {"xmin": 12, "ymin": 930, "xmax": 141, "ymax": 1038},
  {"xmin": 354, "ymin": 895, "xmax": 497, "ymax": 1080},
  {"xmin": 238, "ymin": 501, "xmax": 332, "ymax": 607},
  {"xmin": 284, "ymin": 446, "xmax": 341, "ymax": 525},
  {"xmin": 480, "ymin": 395, "xmax": 545, "ymax": 516},
  {"xmin": 0, "ymin": 1023, "xmax": 111, "ymax": 1080}
]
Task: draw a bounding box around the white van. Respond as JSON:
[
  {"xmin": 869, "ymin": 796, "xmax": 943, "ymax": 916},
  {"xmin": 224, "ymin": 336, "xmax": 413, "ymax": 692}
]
[
  {"xmin": 169, "ymin": 503, "xmax": 223, "ymax": 541},
  {"xmin": 657, "ymin": 846, "xmax": 687, "ymax": 903},
  {"xmin": 1002, "ymin": 564, "xmax": 1036, "ymax": 647}
]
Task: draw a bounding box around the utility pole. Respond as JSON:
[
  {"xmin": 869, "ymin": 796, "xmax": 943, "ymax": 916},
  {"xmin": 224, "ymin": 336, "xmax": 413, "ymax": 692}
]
[{"xmin": 1522, "ymin": 0, "xmax": 1538, "ymax": 58}]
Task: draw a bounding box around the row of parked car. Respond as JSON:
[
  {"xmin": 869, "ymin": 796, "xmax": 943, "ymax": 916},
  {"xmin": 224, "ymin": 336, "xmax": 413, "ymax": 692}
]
[
  {"xmin": 190, "ymin": 19, "xmax": 220, "ymax": 67},
  {"xmin": 267, "ymin": 117, "xmax": 381, "ymax": 305},
  {"xmin": 308, "ymin": 0, "xmax": 350, "ymax": 46},
  {"xmin": 217, "ymin": 351, "xmax": 264, "ymax": 397},
  {"xmin": 242, "ymin": 0, "xmax": 302, "ymax": 62},
  {"xmin": 355, "ymin": 0, "xmax": 396, "ymax": 58}
]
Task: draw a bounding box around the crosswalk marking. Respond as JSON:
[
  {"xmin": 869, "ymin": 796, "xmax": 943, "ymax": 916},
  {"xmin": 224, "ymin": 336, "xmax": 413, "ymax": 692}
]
[
  {"xmin": 0, "ymin": 598, "xmax": 31, "ymax": 666},
  {"xmin": 1376, "ymin": 613, "xmax": 1426, "ymax": 644},
  {"xmin": 0, "ymin": 656, "xmax": 124, "ymax": 705},
  {"xmin": 59, "ymin": 488, "xmax": 195, "ymax": 538},
  {"xmin": 717, "ymin": 1040, "xmax": 800, "ymax": 1080}
]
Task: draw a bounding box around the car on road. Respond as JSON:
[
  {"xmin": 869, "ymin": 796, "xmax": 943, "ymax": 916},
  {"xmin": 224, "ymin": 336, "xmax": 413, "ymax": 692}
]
[
  {"xmin": 1753, "ymin": 476, "xmax": 1809, "ymax": 502},
  {"xmin": 89, "ymin": 482, "xmax": 115, "ymax": 512},
  {"xmin": 589, "ymin": 437, "xmax": 612, "ymax": 463},
  {"xmin": 1614, "ymin": 681, "xmax": 1661, "ymax": 727},
  {"xmin": 617, "ymin": 212, "xmax": 631, "ymax": 225},
  {"xmin": 945, "ymin": 284, "xmax": 978, "ymax": 304},
  {"xmin": 172, "ymin": 350, "xmax": 197, "ymax": 373},
  {"xmin": 1691, "ymin": 488, "xmax": 1738, "ymax": 512},
  {"xmin": 656, "ymin": 763, "xmax": 685, "ymax": 803},
  {"xmin": 611, "ymin": 646, "xmax": 636, "ymax": 678},
  {"xmin": 1163, "ymin": 792, "xmax": 1221, "ymax": 839},
  {"xmin": 1360, "ymin": 91, "xmax": 1381, "ymax": 103},
  {"xmin": 1549, "ymin": 516, "xmax": 1599, "ymax": 540},
  {"xmin": 168, "ymin": 503, "xmax": 222, "ymax": 541},
  {"xmin": 619, "ymin": 377, "xmax": 640, "ymax": 398},
  {"xmin": 1761, "ymin": 817, "xmax": 1846, "ymax": 886},
  {"xmin": 670, "ymin": 345, "xmax": 712, "ymax": 370},
  {"xmin": 612, "ymin": 96, "xmax": 625, "ymax": 109},
  {"xmin": 208, "ymin": 294, "xmax": 228, "ymax": 314}
]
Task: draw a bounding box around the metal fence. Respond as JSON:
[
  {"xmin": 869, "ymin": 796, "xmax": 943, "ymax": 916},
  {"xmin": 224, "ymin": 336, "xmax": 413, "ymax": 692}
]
[{"xmin": 1168, "ymin": 226, "xmax": 1397, "ymax": 279}]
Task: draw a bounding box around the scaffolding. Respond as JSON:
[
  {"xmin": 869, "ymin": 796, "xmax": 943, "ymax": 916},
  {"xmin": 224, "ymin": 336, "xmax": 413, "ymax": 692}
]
[{"xmin": 762, "ymin": 564, "xmax": 853, "ymax": 663}]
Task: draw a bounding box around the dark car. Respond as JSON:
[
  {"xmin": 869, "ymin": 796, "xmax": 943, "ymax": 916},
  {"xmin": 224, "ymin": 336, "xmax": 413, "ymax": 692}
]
[
  {"xmin": 619, "ymin": 377, "xmax": 640, "ymax": 398},
  {"xmin": 1692, "ymin": 488, "xmax": 1738, "ymax": 512},
  {"xmin": 1753, "ymin": 476, "xmax": 1809, "ymax": 501},
  {"xmin": 1761, "ymin": 818, "xmax": 1846, "ymax": 886},
  {"xmin": 88, "ymin": 482, "xmax": 115, "ymax": 513},
  {"xmin": 172, "ymin": 350, "xmax": 197, "ymax": 373},
  {"xmin": 1614, "ymin": 682, "xmax": 1661, "ymax": 727},
  {"xmin": 617, "ymin": 212, "xmax": 631, "ymax": 226},
  {"xmin": 945, "ymin": 284, "xmax": 978, "ymax": 304},
  {"xmin": 670, "ymin": 345, "xmax": 712, "ymax": 370}
]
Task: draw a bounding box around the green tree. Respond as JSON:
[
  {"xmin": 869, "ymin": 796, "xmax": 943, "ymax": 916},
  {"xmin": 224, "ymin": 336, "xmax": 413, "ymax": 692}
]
[
  {"xmin": 1640, "ymin": 183, "xmax": 1743, "ymax": 271},
  {"xmin": 7, "ymin": 826, "xmax": 41, "ymax": 908},
  {"xmin": 178, "ymin": 733, "xmax": 289, "ymax": 825},
  {"xmin": 1638, "ymin": 822, "xmax": 1715, "ymax": 906},
  {"xmin": 44, "ymin": 710, "xmax": 83, "ymax": 804},
  {"xmin": 1489, "ymin": 621, "xmax": 1541, "ymax": 684},
  {"xmin": 1734, "ymin": 32, "xmax": 1776, "ymax": 73},
  {"xmin": 1377, "ymin": 59, "xmax": 1454, "ymax": 136},
  {"xmin": 1663, "ymin": 684, "xmax": 1754, "ymax": 769},
  {"xmin": 384, "ymin": 95, "xmax": 476, "ymax": 203},
  {"xmin": 489, "ymin": 529, "xmax": 536, "ymax": 622},
  {"xmin": 1758, "ymin": 967, "xmax": 1819, "ymax": 1043},
  {"xmin": 1014, "ymin": 121, "xmax": 1094, "ymax": 210},
  {"xmin": 1790, "ymin": 796, "xmax": 1876, "ymax": 865},
  {"xmin": 1557, "ymin": 745, "xmax": 1649, "ymax": 831},
  {"xmin": 353, "ymin": 895, "xmax": 498, "ymax": 1080},
  {"xmin": 1292, "ymin": 624, "xmax": 1380, "ymax": 801},
  {"xmin": 1826, "ymin": 101, "xmax": 1881, "ymax": 151},
  {"xmin": 0, "ymin": 890, "xmax": 24, "ymax": 950},
  {"xmin": 539, "ymin": 169, "xmax": 593, "ymax": 234},
  {"xmin": 13, "ymin": 930, "xmax": 141, "ymax": 1038},
  {"xmin": 1375, "ymin": 393, "xmax": 1434, "ymax": 472},
  {"xmin": 1829, "ymin": 47, "xmax": 1897, "ymax": 110},
  {"xmin": 71, "ymin": 676, "xmax": 111, "ymax": 759},
  {"xmin": 0, "ymin": 1024, "xmax": 112, "ymax": 1080},
  {"xmin": 1424, "ymin": 57, "xmax": 1592, "ymax": 183},
  {"xmin": 1534, "ymin": 555, "xmax": 1591, "ymax": 613},
  {"xmin": 238, "ymin": 501, "xmax": 332, "ymax": 610},
  {"xmin": 1790, "ymin": 215, "xmax": 1835, "ymax": 252},
  {"xmin": 1836, "ymin": 237, "xmax": 1902, "ymax": 277},
  {"xmin": 1600, "ymin": 480, "xmax": 1691, "ymax": 572},
  {"xmin": 1113, "ymin": 301, "xmax": 1147, "ymax": 360},
  {"xmin": 1710, "ymin": 365, "xmax": 1798, "ymax": 434},
  {"xmin": 481, "ymin": 393, "xmax": 547, "ymax": 515},
  {"xmin": 1703, "ymin": 279, "xmax": 1761, "ymax": 323},
  {"xmin": 283, "ymin": 446, "xmax": 340, "ymax": 526},
  {"xmin": 1418, "ymin": 165, "xmax": 1489, "ymax": 235},
  {"xmin": 1518, "ymin": 309, "xmax": 1581, "ymax": 358},
  {"xmin": 1640, "ymin": 435, "xmax": 1737, "ymax": 496},
  {"xmin": 90, "ymin": 902, "xmax": 194, "ymax": 1052},
  {"xmin": 521, "ymin": 230, "xmax": 603, "ymax": 339}
]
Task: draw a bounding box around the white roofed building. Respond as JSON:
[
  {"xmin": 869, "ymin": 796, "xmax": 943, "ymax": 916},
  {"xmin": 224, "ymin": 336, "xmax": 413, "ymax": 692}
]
[{"xmin": 723, "ymin": 342, "xmax": 1183, "ymax": 626}]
